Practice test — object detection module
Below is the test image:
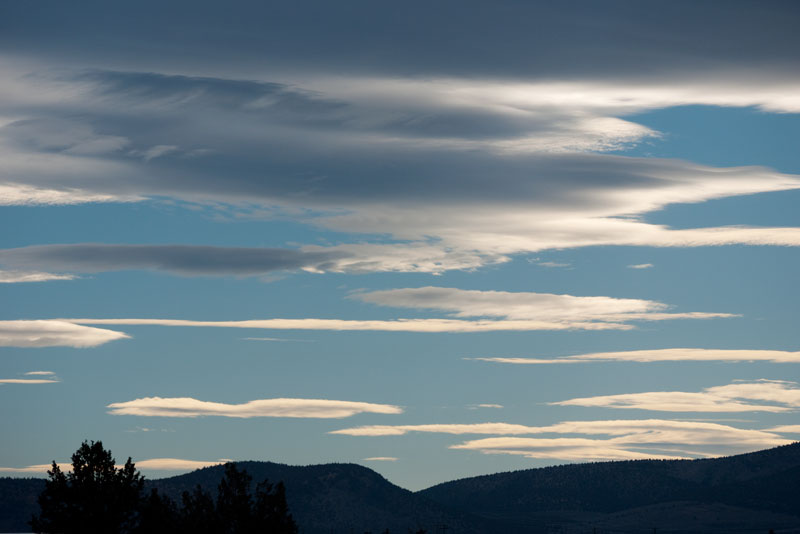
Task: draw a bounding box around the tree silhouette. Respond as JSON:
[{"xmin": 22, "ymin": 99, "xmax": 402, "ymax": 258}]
[
  {"xmin": 32, "ymin": 441, "xmax": 298, "ymax": 534},
  {"xmin": 31, "ymin": 440, "xmax": 144, "ymax": 534}
]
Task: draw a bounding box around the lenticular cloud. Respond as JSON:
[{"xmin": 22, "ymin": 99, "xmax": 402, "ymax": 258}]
[
  {"xmin": 107, "ymin": 396, "xmax": 403, "ymax": 419},
  {"xmin": 0, "ymin": 320, "xmax": 129, "ymax": 348}
]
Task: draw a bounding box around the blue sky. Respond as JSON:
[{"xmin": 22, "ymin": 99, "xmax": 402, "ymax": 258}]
[{"xmin": 2, "ymin": 0, "xmax": 800, "ymax": 491}]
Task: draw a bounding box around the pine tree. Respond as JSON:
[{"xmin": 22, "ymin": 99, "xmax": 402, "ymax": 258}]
[{"xmin": 31, "ymin": 440, "xmax": 144, "ymax": 534}]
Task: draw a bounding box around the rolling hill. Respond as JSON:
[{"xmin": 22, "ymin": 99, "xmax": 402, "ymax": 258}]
[{"xmin": 3, "ymin": 443, "xmax": 800, "ymax": 533}]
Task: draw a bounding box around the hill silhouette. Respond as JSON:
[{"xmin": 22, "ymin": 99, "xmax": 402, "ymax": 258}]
[
  {"xmin": 3, "ymin": 443, "xmax": 800, "ymax": 533},
  {"xmin": 419, "ymin": 442, "xmax": 800, "ymax": 532},
  {"xmin": 149, "ymin": 461, "xmax": 487, "ymax": 534}
]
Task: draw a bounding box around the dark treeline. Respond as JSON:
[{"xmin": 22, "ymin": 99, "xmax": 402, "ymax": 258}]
[{"xmin": 30, "ymin": 441, "xmax": 298, "ymax": 534}]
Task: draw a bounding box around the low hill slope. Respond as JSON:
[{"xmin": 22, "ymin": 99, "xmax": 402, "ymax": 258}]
[
  {"xmin": 418, "ymin": 442, "xmax": 800, "ymax": 531},
  {"xmin": 150, "ymin": 461, "xmax": 489, "ymax": 534}
]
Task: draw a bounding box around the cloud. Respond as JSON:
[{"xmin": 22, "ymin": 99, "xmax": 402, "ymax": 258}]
[
  {"xmin": 0, "ymin": 320, "xmax": 130, "ymax": 348},
  {"xmin": 770, "ymin": 425, "xmax": 800, "ymax": 434},
  {"xmin": 140, "ymin": 145, "xmax": 179, "ymax": 161},
  {"xmin": 134, "ymin": 458, "xmax": 225, "ymax": 470},
  {"xmin": 362, "ymin": 457, "xmax": 398, "ymax": 462},
  {"xmin": 536, "ymin": 261, "xmax": 571, "ymax": 268},
  {"xmin": 107, "ymin": 396, "xmax": 403, "ymax": 418},
  {"xmin": 2, "ymin": 63, "xmax": 800, "ymax": 270},
  {"xmin": 469, "ymin": 404, "xmax": 504, "ymax": 410},
  {"xmin": 353, "ymin": 287, "xmax": 733, "ymax": 325},
  {"xmin": 0, "ymin": 270, "xmax": 76, "ymax": 283},
  {"xmin": 58, "ymin": 285, "xmax": 734, "ymax": 334},
  {"xmin": 242, "ymin": 337, "xmax": 314, "ymax": 343},
  {"xmin": 449, "ymin": 437, "xmax": 688, "ymax": 461},
  {"xmin": 551, "ymin": 380, "xmax": 800, "ymax": 412},
  {"xmin": 472, "ymin": 348, "xmax": 800, "ymax": 365},
  {"xmin": 0, "ymin": 243, "xmax": 498, "ymax": 277},
  {"xmin": 0, "ymin": 378, "xmax": 59, "ymax": 384},
  {"xmin": 0, "ymin": 183, "xmax": 130, "ymax": 207},
  {"xmin": 0, "ymin": 458, "xmax": 225, "ymax": 474},
  {"xmin": 628, "ymin": 263, "xmax": 653, "ymax": 269},
  {"xmin": 332, "ymin": 419, "xmax": 784, "ymax": 444},
  {"xmin": 24, "ymin": 371, "xmax": 56, "ymax": 376},
  {"xmin": 4, "ymin": 2, "xmax": 800, "ymax": 80},
  {"xmin": 63, "ymin": 311, "xmax": 727, "ymax": 334},
  {"xmin": 334, "ymin": 418, "xmax": 788, "ymax": 461}
]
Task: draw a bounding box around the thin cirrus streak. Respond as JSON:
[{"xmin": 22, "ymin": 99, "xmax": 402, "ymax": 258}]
[
  {"xmin": 331, "ymin": 419, "xmax": 787, "ymax": 444},
  {"xmin": 58, "ymin": 287, "xmax": 734, "ymax": 334},
  {"xmin": 471, "ymin": 348, "xmax": 800, "ymax": 364},
  {"xmin": 0, "ymin": 458, "xmax": 226, "ymax": 474},
  {"xmin": 107, "ymin": 396, "xmax": 403, "ymax": 419},
  {"xmin": 0, "ymin": 320, "xmax": 129, "ymax": 348},
  {"xmin": 332, "ymin": 419, "xmax": 792, "ymax": 462},
  {"xmin": 550, "ymin": 380, "xmax": 800, "ymax": 413},
  {"xmin": 0, "ymin": 378, "xmax": 59, "ymax": 384},
  {"xmin": 0, "ymin": 269, "xmax": 76, "ymax": 283}
]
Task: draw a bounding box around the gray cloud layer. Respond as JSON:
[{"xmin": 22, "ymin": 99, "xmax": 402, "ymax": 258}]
[
  {"xmin": 3, "ymin": 2, "xmax": 800, "ymax": 275},
  {"xmin": 0, "ymin": 244, "xmax": 349, "ymax": 276},
  {"xmin": 3, "ymin": 1, "xmax": 798, "ymax": 78}
]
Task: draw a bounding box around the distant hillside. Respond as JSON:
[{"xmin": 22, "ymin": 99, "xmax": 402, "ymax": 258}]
[
  {"xmin": 0, "ymin": 478, "xmax": 44, "ymax": 533},
  {"xmin": 4, "ymin": 443, "xmax": 800, "ymax": 533},
  {"xmin": 419, "ymin": 442, "xmax": 800, "ymax": 532},
  {"xmin": 150, "ymin": 461, "xmax": 488, "ymax": 534},
  {"xmin": 0, "ymin": 463, "xmax": 487, "ymax": 534}
]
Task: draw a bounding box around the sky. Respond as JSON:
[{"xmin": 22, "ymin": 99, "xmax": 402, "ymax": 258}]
[{"xmin": 1, "ymin": 0, "xmax": 800, "ymax": 491}]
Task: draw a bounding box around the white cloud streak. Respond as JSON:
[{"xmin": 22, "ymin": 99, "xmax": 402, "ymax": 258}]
[
  {"xmin": 334, "ymin": 418, "xmax": 789, "ymax": 461},
  {"xmin": 362, "ymin": 457, "xmax": 398, "ymax": 462},
  {"xmin": 473, "ymin": 348, "xmax": 800, "ymax": 365},
  {"xmin": 0, "ymin": 458, "xmax": 225, "ymax": 474},
  {"xmin": 0, "ymin": 320, "xmax": 130, "ymax": 348},
  {"xmin": 551, "ymin": 380, "xmax": 800, "ymax": 412},
  {"xmin": 0, "ymin": 270, "xmax": 76, "ymax": 283},
  {"xmin": 628, "ymin": 263, "xmax": 653, "ymax": 269},
  {"xmin": 66, "ymin": 317, "xmax": 634, "ymax": 333},
  {"xmin": 332, "ymin": 419, "xmax": 785, "ymax": 443},
  {"xmin": 353, "ymin": 287, "xmax": 733, "ymax": 324},
  {"xmin": 449, "ymin": 437, "xmax": 688, "ymax": 461},
  {"xmin": 0, "ymin": 378, "xmax": 59, "ymax": 384},
  {"xmin": 53, "ymin": 287, "xmax": 734, "ymax": 336},
  {"xmin": 107, "ymin": 396, "xmax": 403, "ymax": 419}
]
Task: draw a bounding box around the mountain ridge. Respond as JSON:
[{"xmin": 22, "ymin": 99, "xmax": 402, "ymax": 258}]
[{"xmin": 2, "ymin": 442, "xmax": 800, "ymax": 533}]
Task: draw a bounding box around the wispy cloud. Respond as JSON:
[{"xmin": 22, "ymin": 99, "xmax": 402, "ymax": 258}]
[
  {"xmin": 135, "ymin": 458, "xmax": 225, "ymax": 470},
  {"xmin": 0, "ymin": 378, "xmax": 59, "ymax": 384},
  {"xmin": 551, "ymin": 380, "xmax": 800, "ymax": 412},
  {"xmin": 628, "ymin": 263, "xmax": 653, "ymax": 269},
  {"xmin": 536, "ymin": 261, "xmax": 571, "ymax": 268},
  {"xmin": 334, "ymin": 419, "xmax": 789, "ymax": 461},
  {"xmin": 362, "ymin": 457, "xmax": 398, "ymax": 462},
  {"xmin": 3, "ymin": 64, "xmax": 800, "ymax": 270},
  {"xmin": 472, "ymin": 348, "xmax": 800, "ymax": 365},
  {"xmin": 0, "ymin": 270, "xmax": 76, "ymax": 283},
  {"xmin": 242, "ymin": 337, "xmax": 314, "ymax": 343},
  {"xmin": 468, "ymin": 404, "xmax": 504, "ymax": 410},
  {"xmin": 769, "ymin": 425, "xmax": 800, "ymax": 433},
  {"xmin": 450, "ymin": 437, "xmax": 687, "ymax": 461},
  {"xmin": 2, "ymin": 371, "xmax": 61, "ymax": 385},
  {"xmin": 58, "ymin": 286, "xmax": 734, "ymax": 335},
  {"xmin": 0, "ymin": 320, "xmax": 129, "ymax": 348},
  {"xmin": 332, "ymin": 419, "xmax": 782, "ymax": 443},
  {"xmin": 353, "ymin": 287, "xmax": 733, "ymax": 325},
  {"xmin": 107, "ymin": 396, "xmax": 403, "ymax": 418},
  {"xmin": 0, "ymin": 458, "xmax": 225, "ymax": 474},
  {"xmin": 0, "ymin": 243, "xmax": 499, "ymax": 276}
]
